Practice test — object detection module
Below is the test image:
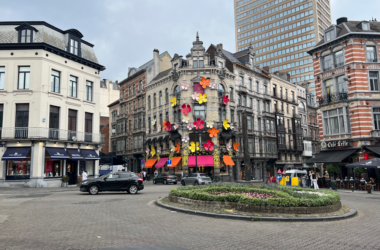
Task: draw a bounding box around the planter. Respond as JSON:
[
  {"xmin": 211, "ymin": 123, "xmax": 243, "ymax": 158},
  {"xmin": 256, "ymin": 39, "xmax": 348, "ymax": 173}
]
[{"xmin": 61, "ymin": 182, "xmax": 68, "ymax": 187}]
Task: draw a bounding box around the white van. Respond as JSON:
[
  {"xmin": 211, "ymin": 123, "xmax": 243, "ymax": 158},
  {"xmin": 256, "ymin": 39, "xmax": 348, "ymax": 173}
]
[{"xmin": 285, "ymin": 170, "xmax": 307, "ymax": 178}]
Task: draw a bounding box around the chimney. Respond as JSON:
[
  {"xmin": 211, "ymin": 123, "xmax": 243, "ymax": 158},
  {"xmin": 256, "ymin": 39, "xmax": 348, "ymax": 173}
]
[
  {"xmin": 216, "ymin": 43, "xmax": 223, "ymax": 51},
  {"xmin": 153, "ymin": 49, "xmax": 159, "ymax": 77},
  {"xmin": 336, "ymin": 17, "xmax": 348, "ymax": 25}
]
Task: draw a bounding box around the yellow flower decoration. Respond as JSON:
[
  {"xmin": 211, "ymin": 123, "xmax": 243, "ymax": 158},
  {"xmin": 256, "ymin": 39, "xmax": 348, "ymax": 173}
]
[
  {"xmin": 223, "ymin": 119, "xmax": 230, "ymax": 130},
  {"xmin": 151, "ymin": 146, "xmax": 156, "ymax": 157},
  {"xmin": 198, "ymin": 93, "xmax": 207, "ymax": 104},
  {"xmin": 188, "ymin": 141, "xmax": 200, "ymax": 153},
  {"xmin": 170, "ymin": 96, "xmax": 177, "ymax": 107}
]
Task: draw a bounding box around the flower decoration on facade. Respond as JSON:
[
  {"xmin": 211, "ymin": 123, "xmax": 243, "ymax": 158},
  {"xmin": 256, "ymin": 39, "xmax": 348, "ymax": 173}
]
[
  {"xmin": 165, "ymin": 121, "xmax": 172, "ymax": 131},
  {"xmin": 188, "ymin": 141, "xmax": 200, "ymax": 153},
  {"xmin": 181, "ymin": 82, "xmax": 188, "ymax": 90},
  {"xmin": 233, "ymin": 141, "xmax": 239, "ymax": 151},
  {"xmin": 223, "ymin": 119, "xmax": 230, "ymax": 130},
  {"xmin": 187, "ymin": 123, "xmax": 194, "ymax": 130},
  {"xmin": 174, "ymin": 123, "xmax": 179, "ymax": 130},
  {"xmin": 162, "ymin": 119, "xmax": 167, "ymax": 130},
  {"xmin": 146, "ymin": 148, "xmax": 150, "ymax": 155},
  {"xmin": 208, "ymin": 127, "xmax": 219, "ymax": 138},
  {"xmin": 223, "ymin": 95, "xmax": 230, "ymax": 105},
  {"xmin": 203, "ymin": 139, "xmax": 215, "ymax": 151},
  {"xmin": 170, "ymin": 96, "xmax": 177, "ymax": 107},
  {"xmin": 151, "ymin": 146, "xmax": 156, "ymax": 157},
  {"xmin": 206, "ymin": 122, "xmax": 213, "ymax": 128},
  {"xmin": 226, "ymin": 142, "xmax": 231, "ymax": 151},
  {"xmin": 191, "ymin": 93, "xmax": 199, "ymax": 100},
  {"xmin": 146, "ymin": 128, "xmax": 149, "ymax": 134},
  {"xmin": 194, "ymin": 118, "xmax": 205, "ymax": 130},
  {"xmin": 182, "ymin": 117, "xmax": 189, "ymax": 123},
  {"xmin": 157, "ymin": 125, "xmax": 161, "ymax": 133},
  {"xmin": 174, "ymin": 142, "xmax": 181, "ymax": 153},
  {"xmin": 181, "ymin": 104, "xmax": 192, "ymax": 115},
  {"xmin": 151, "ymin": 119, "xmax": 156, "ymax": 126},
  {"xmin": 200, "ymin": 77, "xmax": 210, "ymax": 89},
  {"xmin": 210, "ymin": 82, "xmax": 216, "ymax": 89},
  {"xmin": 230, "ymin": 123, "xmax": 234, "ymax": 130},
  {"xmin": 198, "ymin": 93, "xmax": 207, "ymax": 104},
  {"xmin": 157, "ymin": 147, "xmax": 161, "ymax": 154},
  {"xmin": 182, "ymin": 135, "xmax": 189, "ymax": 143}
]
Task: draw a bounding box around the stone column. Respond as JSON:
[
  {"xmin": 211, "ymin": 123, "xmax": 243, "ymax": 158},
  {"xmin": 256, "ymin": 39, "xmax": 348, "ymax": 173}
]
[
  {"xmin": 255, "ymin": 162, "xmax": 261, "ymax": 181},
  {"xmin": 242, "ymin": 110, "xmax": 251, "ymax": 181}
]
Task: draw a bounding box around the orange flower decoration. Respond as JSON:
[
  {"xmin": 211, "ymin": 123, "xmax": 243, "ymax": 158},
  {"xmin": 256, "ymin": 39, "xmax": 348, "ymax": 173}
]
[
  {"xmin": 208, "ymin": 127, "xmax": 219, "ymax": 138},
  {"xmin": 233, "ymin": 141, "xmax": 239, "ymax": 151},
  {"xmin": 200, "ymin": 77, "xmax": 210, "ymax": 89},
  {"xmin": 174, "ymin": 142, "xmax": 181, "ymax": 153},
  {"xmin": 162, "ymin": 119, "xmax": 167, "ymax": 130}
]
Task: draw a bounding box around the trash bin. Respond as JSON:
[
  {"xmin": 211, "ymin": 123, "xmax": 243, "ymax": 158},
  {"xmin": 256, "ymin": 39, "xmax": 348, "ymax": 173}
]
[
  {"xmin": 331, "ymin": 182, "xmax": 337, "ymax": 191},
  {"xmin": 367, "ymin": 185, "xmax": 372, "ymax": 194}
]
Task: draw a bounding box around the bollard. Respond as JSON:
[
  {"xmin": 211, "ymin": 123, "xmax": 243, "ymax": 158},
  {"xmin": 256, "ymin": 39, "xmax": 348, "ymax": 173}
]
[{"xmin": 351, "ymin": 184, "xmax": 354, "ymax": 192}]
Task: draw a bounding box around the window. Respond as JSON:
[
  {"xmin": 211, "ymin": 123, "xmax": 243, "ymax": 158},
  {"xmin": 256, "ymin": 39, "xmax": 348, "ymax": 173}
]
[
  {"xmin": 219, "ymin": 61, "xmax": 223, "ymax": 68},
  {"xmin": 218, "ymin": 84, "xmax": 225, "ymax": 98},
  {"xmin": 280, "ymin": 87, "xmax": 283, "ymax": 98},
  {"xmin": 50, "ymin": 70, "xmax": 60, "ymax": 93},
  {"xmin": 374, "ymin": 108, "xmax": 380, "ymax": 130},
  {"xmin": 112, "ymin": 111, "xmax": 117, "ymax": 121},
  {"xmin": 20, "ymin": 29, "xmax": 32, "ymax": 43},
  {"xmin": 159, "ymin": 91, "xmax": 163, "ymax": 106},
  {"xmin": 148, "ymin": 96, "xmax": 151, "ymax": 110},
  {"xmin": 165, "ymin": 88, "xmax": 169, "ymax": 103},
  {"xmin": 0, "ymin": 67, "xmax": 4, "ymax": 90},
  {"xmin": 231, "ymin": 109, "xmax": 235, "ymax": 123},
  {"xmin": 0, "ymin": 104, "xmax": 3, "ymax": 134},
  {"xmin": 325, "ymin": 30, "xmax": 335, "ymax": 42},
  {"xmin": 291, "ymin": 91, "xmax": 294, "ymax": 101},
  {"xmin": 129, "ymin": 86, "xmax": 131, "ymax": 96},
  {"xmin": 174, "ymin": 85, "xmax": 181, "ymax": 99},
  {"xmin": 70, "ymin": 39, "xmax": 79, "ymax": 56},
  {"xmin": 139, "ymin": 80, "xmax": 143, "ymax": 90},
  {"xmin": 133, "ymin": 85, "xmax": 136, "ymax": 94},
  {"xmin": 337, "ymin": 75, "xmax": 348, "ymax": 93},
  {"xmin": 323, "ymin": 108, "xmax": 345, "ymax": 135},
  {"xmin": 199, "ymin": 60, "xmax": 204, "ymax": 68},
  {"xmin": 194, "ymin": 105, "xmax": 206, "ymax": 121},
  {"xmin": 366, "ymin": 46, "xmax": 377, "ymax": 62},
  {"xmin": 85, "ymin": 113, "xmax": 93, "ymax": 142},
  {"xmin": 242, "ymin": 95, "xmax": 247, "ymax": 106},
  {"xmin": 258, "ymin": 118, "xmax": 261, "ymax": 131},
  {"xmin": 193, "ymin": 60, "xmax": 198, "ymax": 68},
  {"xmin": 239, "ymin": 76, "xmax": 244, "ymax": 85},
  {"xmin": 334, "ymin": 50, "xmax": 344, "ymax": 67},
  {"xmin": 362, "ymin": 22, "xmax": 370, "ymax": 30},
  {"xmin": 257, "ymin": 100, "xmax": 260, "ymax": 111},
  {"xmin": 159, "ymin": 113, "xmax": 163, "ymax": 127},
  {"xmin": 263, "ymin": 84, "xmax": 267, "ymax": 94},
  {"xmin": 86, "ymin": 81, "xmax": 93, "ymax": 101},
  {"xmin": 49, "ymin": 106, "xmax": 59, "ymax": 139},
  {"xmin": 15, "ymin": 104, "xmax": 29, "ymax": 138},
  {"xmin": 323, "ymin": 55, "xmax": 332, "ymax": 71},
  {"xmin": 247, "ymin": 116, "xmax": 252, "ymax": 129},
  {"xmin": 229, "ymin": 87, "xmax": 234, "ymax": 100},
  {"xmin": 273, "ymin": 84, "xmax": 276, "ymax": 96},
  {"xmin": 370, "ymin": 72, "xmax": 379, "ymax": 91},
  {"xmin": 18, "ymin": 66, "xmax": 30, "ymax": 89},
  {"xmin": 218, "ymin": 108, "xmax": 226, "ymax": 122},
  {"xmin": 249, "ymin": 79, "xmax": 252, "ymax": 90},
  {"xmin": 153, "ymin": 93, "xmax": 156, "ymax": 108},
  {"xmin": 68, "ymin": 109, "xmax": 77, "ymax": 139},
  {"xmin": 298, "ymin": 102, "xmax": 305, "ymax": 112}
]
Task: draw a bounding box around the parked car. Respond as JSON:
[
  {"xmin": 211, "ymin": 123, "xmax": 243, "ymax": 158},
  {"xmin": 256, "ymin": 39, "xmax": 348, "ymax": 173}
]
[
  {"xmin": 80, "ymin": 172, "xmax": 144, "ymax": 195},
  {"xmin": 181, "ymin": 173, "xmax": 211, "ymax": 186},
  {"xmin": 153, "ymin": 173, "xmax": 177, "ymax": 185}
]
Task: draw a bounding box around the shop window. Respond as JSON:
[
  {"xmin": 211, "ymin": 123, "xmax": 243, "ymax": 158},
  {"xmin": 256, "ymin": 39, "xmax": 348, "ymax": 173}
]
[
  {"xmin": 44, "ymin": 160, "xmax": 61, "ymax": 177},
  {"xmin": 6, "ymin": 160, "xmax": 30, "ymax": 180}
]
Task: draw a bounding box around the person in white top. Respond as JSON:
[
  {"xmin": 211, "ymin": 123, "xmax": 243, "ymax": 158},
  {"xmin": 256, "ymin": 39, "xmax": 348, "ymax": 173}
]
[
  {"xmin": 82, "ymin": 171, "xmax": 88, "ymax": 181},
  {"xmin": 143, "ymin": 171, "xmax": 147, "ymax": 181}
]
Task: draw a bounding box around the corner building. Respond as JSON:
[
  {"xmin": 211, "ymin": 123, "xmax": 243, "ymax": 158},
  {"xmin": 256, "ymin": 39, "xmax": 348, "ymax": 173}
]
[
  {"xmin": 307, "ymin": 17, "xmax": 380, "ymax": 179},
  {"xmin": 0, "ymin": 22, "xmax": 105, "ymax": 187}
]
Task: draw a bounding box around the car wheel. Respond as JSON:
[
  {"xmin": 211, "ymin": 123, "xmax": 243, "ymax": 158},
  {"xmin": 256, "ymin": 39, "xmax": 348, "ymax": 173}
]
[
  {"xmin": 128, "ymin": 185, "xmax": 138, "ymax": 194},
  {"xmin": 181, "ymin": 181, "xmax": 185, "ymax": 186},
  {"xmin": 153, "ymin": 179, "xmax": 156, "ymax": 184},
  {"xmin": 194, "ymin": 181, "xmax": 199, "ymax": 186},
  {"xmin": 89, "ymin": 185, "xmax": 99, "ymax": 195},
  {"xmin": 163, "ymin": 180, "xmax": 167, "ymax": 185}
]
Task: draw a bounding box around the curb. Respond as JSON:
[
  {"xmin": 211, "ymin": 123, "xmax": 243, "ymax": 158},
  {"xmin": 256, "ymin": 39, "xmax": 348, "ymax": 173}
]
[{"xmin": 156, "ymin": 198, "xmax": 357, "ymax": 222}]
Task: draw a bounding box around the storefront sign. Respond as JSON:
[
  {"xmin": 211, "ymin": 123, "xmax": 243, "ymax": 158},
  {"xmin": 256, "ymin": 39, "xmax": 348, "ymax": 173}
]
[{"xmin": 320, "ymin": 140, "xmax": 350, "ymax": 149}]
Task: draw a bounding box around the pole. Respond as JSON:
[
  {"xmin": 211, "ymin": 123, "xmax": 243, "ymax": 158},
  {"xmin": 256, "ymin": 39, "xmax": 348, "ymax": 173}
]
[
  {"xmin": 242, "ymin": 110, "xmax": 251, "ymax": 181},
  {"xmin": 195, "ymin": 129, "xmax": 198, "ymax": 172}
]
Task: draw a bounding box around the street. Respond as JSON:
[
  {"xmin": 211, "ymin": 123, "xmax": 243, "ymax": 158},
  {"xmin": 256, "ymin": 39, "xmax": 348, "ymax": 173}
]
[{"xmin": 0, "ymin": 183, "xmax": 379, "ymax": 250}]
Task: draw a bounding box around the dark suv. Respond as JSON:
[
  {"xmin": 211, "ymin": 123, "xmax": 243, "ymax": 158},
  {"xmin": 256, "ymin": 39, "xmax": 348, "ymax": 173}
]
[{"xmin": 80, "ymin": 172, "xmax": 144, "ymax": 195}]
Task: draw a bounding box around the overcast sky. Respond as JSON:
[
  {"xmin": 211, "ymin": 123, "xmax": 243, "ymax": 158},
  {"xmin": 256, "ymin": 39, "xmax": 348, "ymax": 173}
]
[{"xmin": 1, "ymin": 0, "xmax": 380, "ymax": 82}]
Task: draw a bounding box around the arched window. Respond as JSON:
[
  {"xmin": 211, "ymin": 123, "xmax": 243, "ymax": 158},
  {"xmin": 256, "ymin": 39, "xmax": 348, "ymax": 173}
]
[
  {"xmin": 229, "ymin": 87, "xmax": 234, "ymax": 100},
  {"xmin": 174, "ymin": 85, "xmax": 181, "ymax": 99},
  {"xmin": 298, "ymin": 102, "xmax": 305, "ymax": 112},
  {"xmin": 133, "ymin": 85, "xmax": 136, "ymax": 94},
  {"xmin": 148, "ymin": 117, "xmax": 151, "ymax": 131},
  {"xmin": 148, "ymin": 96, "xmax": 151, "ymax": 110},
  {"xmin": 159, "ymin": 113, "xmax": 163, "ymax": 127},
  {"xmin": 129, "ymin": 86, "xmax": 131, "ymax": 96},
  {"xmin": 153, "ymin": 93, "xmax": 156, "ymax": 108},
  {"xmin": 159, "ymin": 91, "xmax": 162, "ymax": 106},
  {"xmin": 165, "ymin": 88, "xmax": 169, "ymax": 103},
  {"xmin": 153, "ymin": 115, "xmax": 157, "ymax": 131},
  {"xmin": 218, "ymin": 84, "xmax": 225, "ymax": 98},
  {"xmin": 122, "ymin": 89, "xmax": 125, "ymax": 99}
]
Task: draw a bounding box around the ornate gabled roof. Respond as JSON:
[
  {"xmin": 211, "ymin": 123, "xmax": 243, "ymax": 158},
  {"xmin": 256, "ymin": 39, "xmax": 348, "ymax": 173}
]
[
  {"xmin": 191, "ymin": 31, "xmax": 205, "ymax": 51},
  {"xmin": 15, "ymin": 22, "xmax": 38, "ymax": 32}
]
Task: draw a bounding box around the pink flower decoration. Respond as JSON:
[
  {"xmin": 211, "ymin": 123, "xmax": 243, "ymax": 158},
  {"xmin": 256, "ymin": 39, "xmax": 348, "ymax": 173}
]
[
  {"xmin": 182, "ymin": 82, "xmax": 188, "ymax": 90},
  {"xmin": 203, "ymin": 139, "xmax": 214, "ymax": 151},
  {"xmin": 174, "ymin": 123, "xmax": 179, "ymax": 130},
  {"xmin": 193, "ymin": 118, "xmax": 204, "ymax": 130},
  {"xmin": 181, "ymin": 104, "xmax": 192, "ymax": 115},
  {"xmin": 187, "ymin": 123, "xmax": 194, "ymax": 130},
  {"xmin": 223, "ymin": 95, "xmax": 230, "ymax": 105},
  {"xmin": 192, "ymin": 93, "xmax": 199, "ymax": 100},
  {"xmin": 226, "ymin": 142, "xmax": 231, "ymax": 151},
  {"xmin": 210, "ymin": 82, "xmax": 216, "ymax": 89},
  {"xmin": 165, "ymin": 121, "xmax": 172, "ymax": 131}
]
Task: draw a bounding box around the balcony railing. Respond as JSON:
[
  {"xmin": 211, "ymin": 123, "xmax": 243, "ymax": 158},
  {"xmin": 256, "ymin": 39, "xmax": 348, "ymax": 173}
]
[
  {"xmin": 0, "ymin": 127, "xmax": 105, "ymax": 144},
  {"xmin": 318, "ymin": 92, "xmax": 348, "ymax": 106}
]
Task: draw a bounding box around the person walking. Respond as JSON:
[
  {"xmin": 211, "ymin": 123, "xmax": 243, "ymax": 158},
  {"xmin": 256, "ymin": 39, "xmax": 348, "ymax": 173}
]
[
  {"xmin": 154, "ymin": 170, "xmax": 158, "ymax": 178},
  {"xmin": 301, "ymin": 174, "xmax": 306, "ymax": 188},
  {"xmin": 143, "ymin": 170, "xmax": 147, "ymax": 181},
  {"xmin": 82, "ymin": 171, "xmax": 88, "ymax": 182},
  {"xmin": 312, "ymin": 171, "xmax": 319, "ymax": 190}
]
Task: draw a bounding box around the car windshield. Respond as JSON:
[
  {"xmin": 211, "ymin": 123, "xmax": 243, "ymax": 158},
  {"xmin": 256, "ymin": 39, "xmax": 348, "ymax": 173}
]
[
  {"xmin": 130, "ymin": 173, "xmax": 138, "ymax": 177},
  {"xmin": 200, "ymin": 174, "xmax": 209, "ymax": 178}
]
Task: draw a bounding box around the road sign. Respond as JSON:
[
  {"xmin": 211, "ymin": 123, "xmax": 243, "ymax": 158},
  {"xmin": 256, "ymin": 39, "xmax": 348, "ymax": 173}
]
[
  {"xmin": 141, "ymin": 160, "xmax": 145, "ymax": 164},
  {"xmin": 282, "ymin": 170, "xmax": 287, "ymax": 175},
  {"xmin": 276, "ymin": 174, "xmax": 282, "ymax": 181},
  {"xmin": 167, "ymin": 159, "xmax": 172, "ymax": 167},
  {"xmin": 277, "ymin": 169, "xmax": 282, "ymax": 174}
]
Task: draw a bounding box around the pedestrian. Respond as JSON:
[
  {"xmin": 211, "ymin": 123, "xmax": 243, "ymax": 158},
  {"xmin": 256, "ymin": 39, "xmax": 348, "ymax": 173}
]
[
  {"xmin": 309, "ymin": 171, "xmax": 313, "ymax": 188},
  {"xmin": 143, "ymin": 170, "xmax": 147, "ymax": 181},
  {"xmin": 154, "ymin": 170, "xmax": 158, "ymax": 178},
  {"xmin": 312, "ymin": 171, "xmax": 319, "ymax": 190},
  {"xmin": 301, "ymin": 174, "xmax": 306, "ymax": 188},
  {"xmin": 368, "ymin": 177, "xmax": 375, "ymax": 191},
  {"xmin": 82, "ymin": 170, "xmax": 88, "ymax": 182}
]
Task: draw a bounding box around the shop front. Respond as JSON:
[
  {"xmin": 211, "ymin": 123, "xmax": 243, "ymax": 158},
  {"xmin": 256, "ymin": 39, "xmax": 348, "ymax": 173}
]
[
  {"xmin": 44, "ymin": 147, "xmax": 70, "ymax": 178},
  {"xmin": 188, "ymin": 155, "xmax": 214, "ymax": 177},
  {"xmin": 143, "ymin": 158, "xmax": 157, "ymax": 177},
  {"xmin": 2, "ymin": 147, "xmax": 31, "ymax": 180}
]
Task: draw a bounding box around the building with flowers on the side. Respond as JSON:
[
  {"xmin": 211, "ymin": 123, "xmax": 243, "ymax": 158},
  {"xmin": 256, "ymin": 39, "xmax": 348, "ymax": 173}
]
[{"xmin": 144, "ymin": 34, "xmax": 275, "ymax": 181}]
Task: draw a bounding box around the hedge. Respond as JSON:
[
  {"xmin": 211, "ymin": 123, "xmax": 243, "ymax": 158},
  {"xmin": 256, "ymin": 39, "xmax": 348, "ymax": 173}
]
[{"xmin": 169, "ymin": 183, "xmax": 340, "ymax": 207}]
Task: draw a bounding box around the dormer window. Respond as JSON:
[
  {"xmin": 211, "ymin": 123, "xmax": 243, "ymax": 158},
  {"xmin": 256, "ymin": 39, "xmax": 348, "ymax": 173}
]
[
  {"xmin": 15, "ymin": 23, "xmax": 38, "ymax": 43},
  {"xmin": 362, "ymin": 22, "xmax": 370, "ymax": 30},
  {"xmin": 68, "ymin": 36, "xmax": 81, "ymax": 56},
  {"xmin": 174, "ymin": 63, "xmax": 178, "ymax": 70},
  {"xmin": 218, "ymin": 61, "xmax": 223, "ymax": 68},
  {"xmin": 325, "ymin": 29, "xmax": 335, "ymax": 42},
  {"xmin": 193, "ymin": 60, "xmax": 204, "ymax": 68}
]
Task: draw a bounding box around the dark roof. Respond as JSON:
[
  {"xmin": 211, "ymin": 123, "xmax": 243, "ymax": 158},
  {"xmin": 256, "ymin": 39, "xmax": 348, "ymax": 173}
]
[
  {"xmin": 152, "ymin": 68, "xmax": 171, "ymax": 81},
  {"xmin": 107, "ymin": 99, "xmax": 119, "ymax": 108},
  {"xmin": 118, "ymin": 69, "xmax": 146, "ymax": 85}
]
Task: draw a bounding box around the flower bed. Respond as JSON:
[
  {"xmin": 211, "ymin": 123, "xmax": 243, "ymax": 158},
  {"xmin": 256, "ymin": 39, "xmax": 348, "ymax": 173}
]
[{"xmin": 207, "ymin": 191, "xmax": 279, "ymax": 199}]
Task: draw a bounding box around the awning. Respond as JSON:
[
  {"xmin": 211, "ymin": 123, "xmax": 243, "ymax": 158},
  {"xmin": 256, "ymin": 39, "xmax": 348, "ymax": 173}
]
[
  {"xmin": 346, "ymin": 158, "xmax": 380, "ymax": 169},
  {"xmin": 170, "ymin": 156, "xmax": 182, "ymax": 167},
  {"xmin": 80, "ymin": 149, "xmax": 100, "ymax": 160},
  {"xmin": 143, "ymin": 158, "xmax": 157, "ymax": 168},
  {"xmin": 1, "ymin": 147, "xmax": 31, "ymax": 161},
  {"xmin": 157, "ymin": 136, "xmax": 163, "ymax": 143},
  {"xmin": 305, "ymin": 149, "xmax": 357, "ymax": 164},
  {"xmin": 67, "ymin": 149, "xmax": 84, "ymax": 161},
  {"xmin": 45, "ymin": 147, "xmax": 70, "ymax": 160},
  {"xmin": 155, "ymin": 157, "xmax": 168, "ymax": 168},
  {"xmin": 223, "ymin": 155, "xmax": 235, "ymax": 166},
  {"xmin": 365, "ymin": 146, "xmax": 380, "ymax": 156},
  {"xmin": 188, "ymin": 155, "xmax": 214, "ymax": 167},
  {"xmin": 145, "ymin": 139, "xmax": 151, "ymax": 145}
]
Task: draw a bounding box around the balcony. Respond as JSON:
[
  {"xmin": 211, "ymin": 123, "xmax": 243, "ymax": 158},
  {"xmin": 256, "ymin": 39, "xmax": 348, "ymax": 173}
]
[
  {"xmin": 133, "ymin": 107, "xmax": 145, "ymax": 114},
  {"xmin": 371, "ymin": 130, "xmax": 380, "ymax": 137},
  {"xmin": 0, "ymin": 127, "xmax": 105, "ymax": 144},
  {"xmin": 318, "ymin": 92, "xmax": 348, "ymax": 106},
  {"xmin": 303, "ymin": 136, "xmax": 312, "ymax": 141}
]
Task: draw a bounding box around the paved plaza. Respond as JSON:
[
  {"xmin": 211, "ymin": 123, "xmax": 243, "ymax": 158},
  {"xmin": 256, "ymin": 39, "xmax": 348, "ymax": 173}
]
[{"xmin": 0, "ymin": 183, "xmax": 379, "ymax": 250}]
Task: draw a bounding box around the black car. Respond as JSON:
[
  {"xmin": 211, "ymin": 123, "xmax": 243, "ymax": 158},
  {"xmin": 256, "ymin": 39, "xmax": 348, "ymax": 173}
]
[
  {"xmin": 80, "ymin": 172, "xmax": 144, "ymax": 195},
  {"xmin": 152, "ymin": 173, "xmax": 177, "ymax": 185}
]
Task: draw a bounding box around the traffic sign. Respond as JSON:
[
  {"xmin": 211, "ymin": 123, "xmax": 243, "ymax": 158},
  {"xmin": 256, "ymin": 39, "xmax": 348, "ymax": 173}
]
[
  {"xmin": 141, "ymin": 160, "xmax": 145, "ymax": 164},
  {"xmin": 276, "ymin": 174, "xmax": 282, "ymax": 181},
  {"xmin": 282, "ymin": 170, "xmax": 287, "ymax": 175},
  {"xmin": 167, "ymin": 159, "xmax": 172, "ymax": 167},
  {"xmin": 277, "ymin": 169, "xmax": 282, "ymax": 174}
]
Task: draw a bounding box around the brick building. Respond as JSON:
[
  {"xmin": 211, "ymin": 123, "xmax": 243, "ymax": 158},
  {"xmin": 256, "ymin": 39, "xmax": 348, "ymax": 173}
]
[{"xmin": 307, "ymin": 17, "xmax": 380, "ymax": 179}]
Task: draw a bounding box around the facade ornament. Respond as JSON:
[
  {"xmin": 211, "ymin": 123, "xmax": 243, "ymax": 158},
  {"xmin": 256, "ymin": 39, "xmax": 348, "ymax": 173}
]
[{"xmin": 171, "ymin": 68, "xmax": 180, "ymax": 82}]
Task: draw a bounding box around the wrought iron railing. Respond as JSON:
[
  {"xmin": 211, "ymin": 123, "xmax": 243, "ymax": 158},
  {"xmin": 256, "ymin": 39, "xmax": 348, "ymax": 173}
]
[
  {"xmin": 318, "ymin": 92, "xmax": 348, "ymax": 106},
  {"xmin": 0, "ymin": 127, "xmax": 105, "ymax": 144}
]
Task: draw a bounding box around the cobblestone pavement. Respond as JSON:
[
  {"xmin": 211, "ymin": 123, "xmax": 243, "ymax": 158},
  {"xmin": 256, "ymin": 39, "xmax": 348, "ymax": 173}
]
[{"xmin": 0, "ymin": 183, "xmax": 379, "ymax": 250}]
